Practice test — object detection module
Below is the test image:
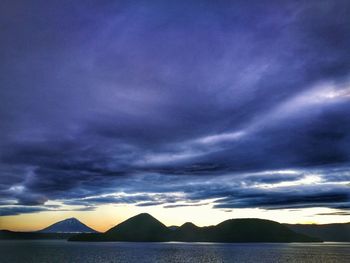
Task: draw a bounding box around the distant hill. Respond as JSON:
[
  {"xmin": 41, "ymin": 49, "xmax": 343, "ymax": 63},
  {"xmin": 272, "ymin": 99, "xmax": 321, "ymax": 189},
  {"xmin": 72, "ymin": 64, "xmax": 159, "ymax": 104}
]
[
  {"xmin": 285, "ymin": 223, "xmax": 350, "ymax": 242},
  {"xmin": 0, "ymin": 217, "xmax": 97, "ymax": 240},
  {"xmin": 105, "ymin": 213, "xmax": 169, "ymax": 241},
  {"xmin": 39, "ymin": 217, "xmax": 96, "ymax": 233},
  {"xmin": 205, "ymin": 218, "xmax": 317, "ymax": 242},
  {"xmin": 168, "ymin": 225, "xmax": 179, "ymax": 231},
  {"xmin": 69, "ymin": 213, "xmax": 320, "ymax": 242},
  {"xmin": 70, "ymin": 213, "xmax": 169, "ymax": 242},
  {"xmin": 169, "ymin": 222, "xmax": 205, "ymax": 241}
]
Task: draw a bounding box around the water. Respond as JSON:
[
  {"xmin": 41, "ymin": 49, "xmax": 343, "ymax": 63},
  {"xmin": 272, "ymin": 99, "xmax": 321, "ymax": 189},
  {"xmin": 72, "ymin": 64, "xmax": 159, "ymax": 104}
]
[{"xmin": 0, "ymin": 240, "xmax": 349, "ymax": 263}]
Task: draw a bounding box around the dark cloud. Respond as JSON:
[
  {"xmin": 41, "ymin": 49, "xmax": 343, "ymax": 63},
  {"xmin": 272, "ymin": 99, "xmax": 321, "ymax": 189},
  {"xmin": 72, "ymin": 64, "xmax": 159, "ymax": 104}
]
[
  {"xmin": 0, "ymin": 205, "xmax": 96, "ymax": 217},
  {"xmin": 213, "ymin": 188, "xmax": 350, "ymax": 210},
  {"xmin": 64, "ymin": 193, "xmax": 183, "ymax": 207},
  {"xmin": 0, "ymin": 0, "xmax": 350, "ymax": 216},
  {"xmin": 163, "ymin": 203, "xmax": 209, "ymax": 209},
  {"xmin": 15, "ymin": 193, "xmax": 48, "ymax": 206},
  {"xmin": 316, "ymin": 211, "xmax": 350, "ymax": 216},
  {"xmin": 0, "ymin": 206, "xmax": 52, "ymax": 217},
  {"xmin": 136, "ymin": 202, "xmax": 165, "ymax": 207}
]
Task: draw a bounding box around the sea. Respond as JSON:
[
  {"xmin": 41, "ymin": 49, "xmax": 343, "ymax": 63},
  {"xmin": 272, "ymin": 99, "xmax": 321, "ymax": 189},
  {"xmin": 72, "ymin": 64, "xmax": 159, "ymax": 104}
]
[{"xmin": 0, "ymin": 240, "xmax": 349, "ymax": 263}]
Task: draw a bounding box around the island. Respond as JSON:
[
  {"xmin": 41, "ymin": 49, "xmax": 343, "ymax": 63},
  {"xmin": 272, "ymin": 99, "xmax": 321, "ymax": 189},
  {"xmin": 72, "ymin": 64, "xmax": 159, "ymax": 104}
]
[{"xmin": 69, "ymin": 213, "xmax": 320, "ymax": 242}]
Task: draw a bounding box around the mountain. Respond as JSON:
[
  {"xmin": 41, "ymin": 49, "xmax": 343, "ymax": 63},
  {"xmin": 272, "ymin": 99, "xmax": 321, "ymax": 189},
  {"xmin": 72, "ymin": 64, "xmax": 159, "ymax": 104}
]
[
  {"xmin": 69, "ymin": 214, "xmax": 320, "ymax": 242},
  {"xmin": 169, "ymin": 222, "xmax": 206, "ymax": 241},
  {"xmin": 0, "ymin": 217, "xmax": 98, "ymax": 240},
  {"xmin": 207, "ymin": 218, "xmax": 317, "ymax": 242},
  {"xmin": 39, "ymin": 217, "xmax": 97, "ymax": 233},
  {"xmin": 285, "ymin": 223, "xmax": 350, "ymax": 242},
  {"xmin": 169, "ymin": 219, "xmax": 318, "ymax": 242},
  {"xmin": 105, "ymin": 213, "xmax": 169, "ymax": 241},
  {"xmin": 168, "ymin": 225, "xmax": 179, "ymax": 231},
  {"xmin": 70, "ymin": 213, "xmax": 169, "ymax": 241}
]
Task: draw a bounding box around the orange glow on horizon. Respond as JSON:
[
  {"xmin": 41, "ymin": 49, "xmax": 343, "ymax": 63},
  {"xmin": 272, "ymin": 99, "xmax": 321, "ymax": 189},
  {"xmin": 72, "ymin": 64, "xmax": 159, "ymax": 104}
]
[{"xmin": 1, "ymin": 204, "xmax": 350, "ymax": 232}]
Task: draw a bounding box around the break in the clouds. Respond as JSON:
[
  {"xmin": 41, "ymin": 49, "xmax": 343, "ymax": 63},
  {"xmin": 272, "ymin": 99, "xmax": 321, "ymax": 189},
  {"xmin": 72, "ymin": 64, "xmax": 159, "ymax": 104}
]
[{"xmin": 0, "ymin": 0, "xmax": 350, "ymax": 216}]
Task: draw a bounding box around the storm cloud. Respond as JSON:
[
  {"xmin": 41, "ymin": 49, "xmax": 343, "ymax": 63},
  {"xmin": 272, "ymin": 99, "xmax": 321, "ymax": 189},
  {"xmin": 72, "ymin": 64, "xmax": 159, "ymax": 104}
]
[{"xmin": 0, "ymin": 0, "xmax": 349, "ymax": 216}]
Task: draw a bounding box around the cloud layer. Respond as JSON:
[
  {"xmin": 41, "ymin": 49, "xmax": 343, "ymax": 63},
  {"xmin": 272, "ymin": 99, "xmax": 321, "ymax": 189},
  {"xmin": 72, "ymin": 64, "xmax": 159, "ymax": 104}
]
[{"xmin": 0, "ymin": 0, "xmax": 349, "ymax": 216}]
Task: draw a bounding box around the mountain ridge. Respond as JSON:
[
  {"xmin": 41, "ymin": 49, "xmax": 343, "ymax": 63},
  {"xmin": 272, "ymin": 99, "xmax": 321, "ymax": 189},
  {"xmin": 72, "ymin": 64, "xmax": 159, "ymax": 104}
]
[
  {"xmin": 285, "ymin": 222, "xmax": 350, "ymax": 242},
  {"xmin": 3, "ymin": 214, "xmax": 348, "ymax": 242},
  {"xmin": 69, "ymin": 213, "xmax": 320, "ymax": 242}
]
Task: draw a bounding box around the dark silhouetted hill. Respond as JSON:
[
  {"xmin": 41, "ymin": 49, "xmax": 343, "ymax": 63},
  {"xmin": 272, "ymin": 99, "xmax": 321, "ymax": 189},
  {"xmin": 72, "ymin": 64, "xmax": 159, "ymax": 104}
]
[
  {"xmin": 105, "ymin": 213, "xmax": 169, "ymax": 241},
  {"xmin": 207, "ymin": 218, "xmax": 317, "ymax": 242},
  {"xmin": 285, "ymin": 223, "xmax": 350, "ymax": 242},
  {"xmin": 169, "ymin": 222, "xmax": 207, "ymax": 241},
  {"xmin": 70, "ymin": 213, "xmax": 169, "ymax": 241},
  {"xmin": 69, "ymin": 214, "xmax": 320, "ymax": 242}
]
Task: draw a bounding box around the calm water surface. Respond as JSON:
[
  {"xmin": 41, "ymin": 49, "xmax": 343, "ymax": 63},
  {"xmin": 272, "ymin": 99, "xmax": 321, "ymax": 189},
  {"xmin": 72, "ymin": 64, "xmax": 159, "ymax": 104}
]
[{"xmin": 1, "ymin": 240, "xmax": 349, "ymax": 263}]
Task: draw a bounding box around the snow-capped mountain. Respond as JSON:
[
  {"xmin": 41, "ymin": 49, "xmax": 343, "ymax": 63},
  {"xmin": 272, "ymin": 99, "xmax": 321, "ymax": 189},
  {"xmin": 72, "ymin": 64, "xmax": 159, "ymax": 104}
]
[{"xmin": 39, "ymin": 217, "xmax": 97, "ymax": 233}]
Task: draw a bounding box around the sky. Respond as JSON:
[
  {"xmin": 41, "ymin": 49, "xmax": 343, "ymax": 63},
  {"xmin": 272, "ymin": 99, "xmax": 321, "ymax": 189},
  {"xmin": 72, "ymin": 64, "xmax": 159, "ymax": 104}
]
[{"xmin": 0, "ymin": 0, "xmax": 349, "ymax": 232}]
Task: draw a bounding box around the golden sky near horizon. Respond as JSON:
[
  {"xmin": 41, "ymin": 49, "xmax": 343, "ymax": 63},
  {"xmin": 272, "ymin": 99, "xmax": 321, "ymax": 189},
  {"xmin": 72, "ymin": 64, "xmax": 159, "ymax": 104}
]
[{"xmin": 1, "ymin": 204, "xmax": 349, "ymax": 232}]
